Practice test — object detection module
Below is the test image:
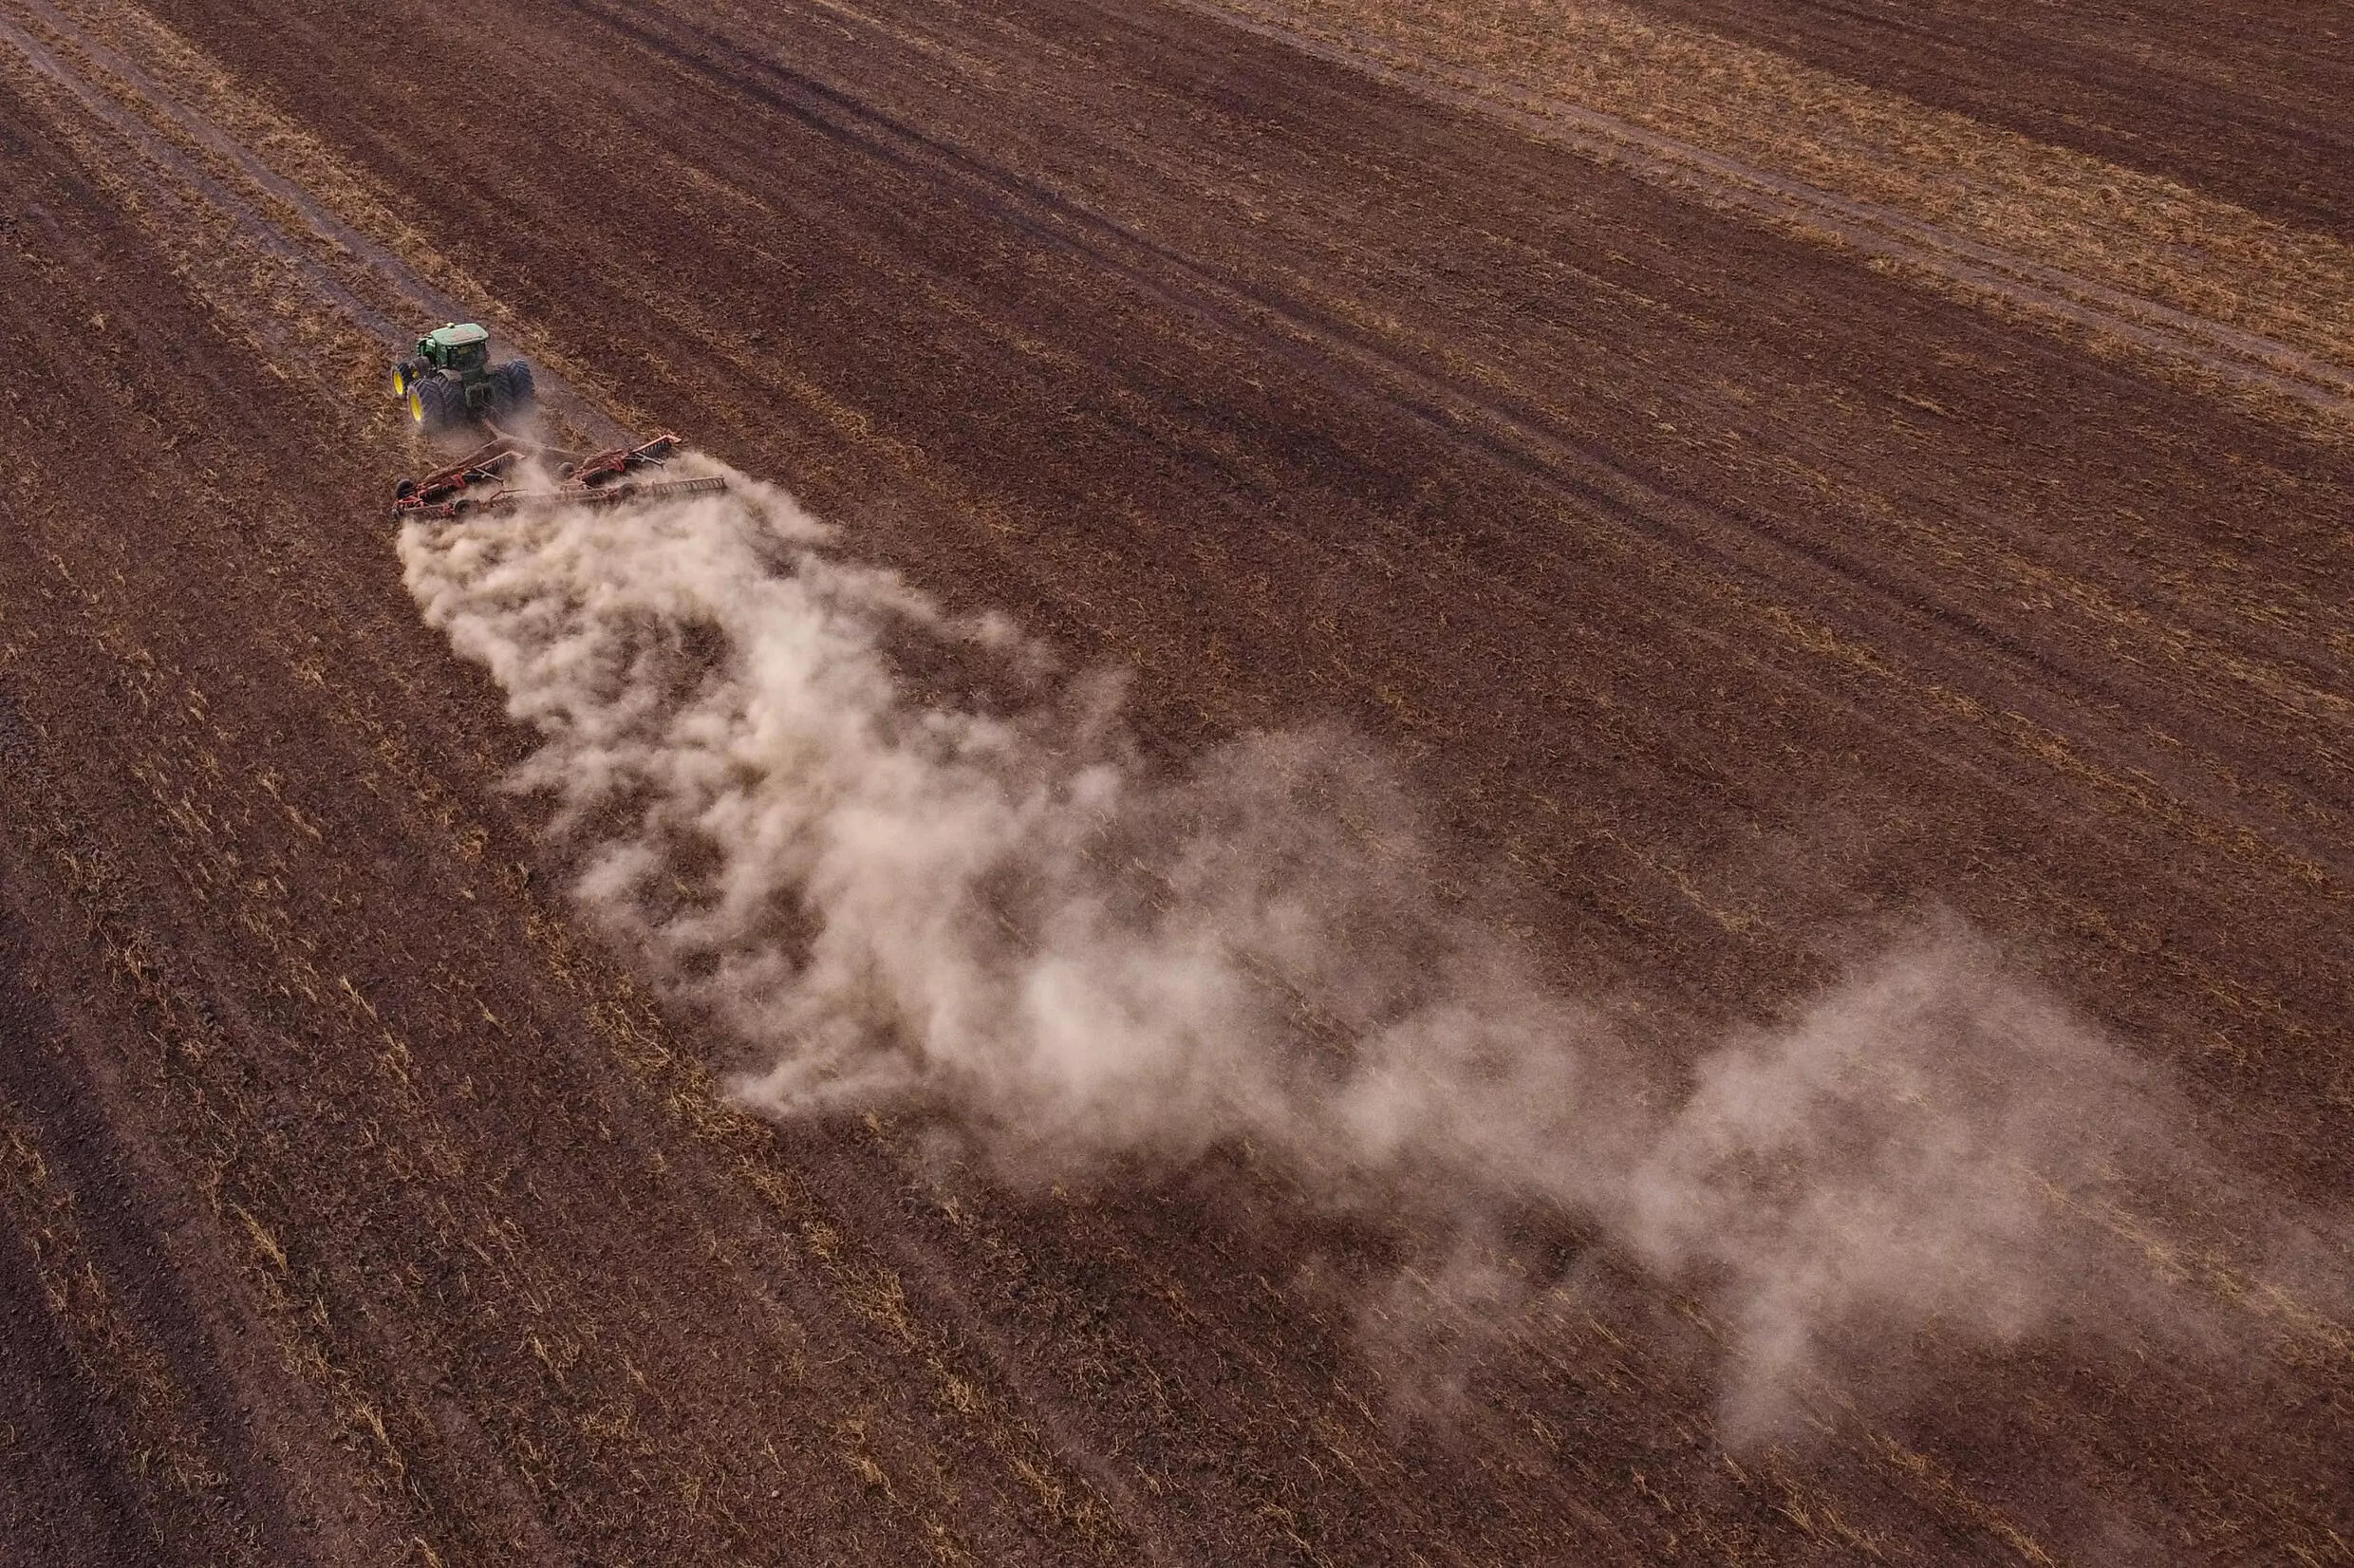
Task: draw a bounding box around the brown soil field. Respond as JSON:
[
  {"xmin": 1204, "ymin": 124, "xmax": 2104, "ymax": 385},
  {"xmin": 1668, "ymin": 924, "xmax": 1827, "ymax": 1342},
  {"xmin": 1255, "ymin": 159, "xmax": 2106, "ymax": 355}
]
[
  {"xmin": 1, "ymin": 0, "xmax": 2348, "ymax": 1561},
  {"xmin": 1616, "ymin": 0, "xmax": 2354, "ymax": 241}
]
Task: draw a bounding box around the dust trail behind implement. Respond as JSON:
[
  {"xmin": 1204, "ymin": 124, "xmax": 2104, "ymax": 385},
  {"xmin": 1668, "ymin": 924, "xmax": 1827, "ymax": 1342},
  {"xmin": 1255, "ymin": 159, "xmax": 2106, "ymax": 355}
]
[{"xmin": 397, "ymin": 468, "xmax": 2294, "ymax": 1431}]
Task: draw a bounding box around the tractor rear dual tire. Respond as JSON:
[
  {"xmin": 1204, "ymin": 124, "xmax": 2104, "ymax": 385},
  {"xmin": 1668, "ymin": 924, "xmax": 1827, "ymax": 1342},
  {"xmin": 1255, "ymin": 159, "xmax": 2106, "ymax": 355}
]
[
  {"xmin": 408, "ymin": 376, "xmax": 465, "ymax": 436},
  {"xmin": 489, "ymin": 360, "xmax": 537, "ymax": 423}
]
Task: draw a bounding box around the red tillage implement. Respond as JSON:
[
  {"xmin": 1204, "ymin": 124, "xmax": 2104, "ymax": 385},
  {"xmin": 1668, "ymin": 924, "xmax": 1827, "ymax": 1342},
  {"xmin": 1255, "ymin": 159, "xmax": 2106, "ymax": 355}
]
[{"xmin": 390, "ymin": 432, "xmax": 727, "ymax": 523}]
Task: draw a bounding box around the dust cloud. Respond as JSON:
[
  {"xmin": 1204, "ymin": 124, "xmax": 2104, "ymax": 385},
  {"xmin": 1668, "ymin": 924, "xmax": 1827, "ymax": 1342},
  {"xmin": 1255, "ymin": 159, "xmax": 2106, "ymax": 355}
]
[{"xmin": 398, "ymin": 466, "xmax": 2208, "ymax": 1428}]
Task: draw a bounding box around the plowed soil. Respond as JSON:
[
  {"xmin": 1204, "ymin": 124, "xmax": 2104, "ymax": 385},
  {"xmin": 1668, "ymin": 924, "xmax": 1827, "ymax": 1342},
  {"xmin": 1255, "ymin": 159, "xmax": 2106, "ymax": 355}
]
[{"xmin": 1, "ymin": 0, "xmax": 2348, "ymax": 1562}]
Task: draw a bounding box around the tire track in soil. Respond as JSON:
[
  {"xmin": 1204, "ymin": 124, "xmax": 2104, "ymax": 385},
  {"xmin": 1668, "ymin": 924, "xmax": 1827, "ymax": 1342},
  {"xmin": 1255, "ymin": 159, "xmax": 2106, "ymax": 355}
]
[{"xmin": 0, "ymin": 7, "xmax": 390, "ymax": 347}]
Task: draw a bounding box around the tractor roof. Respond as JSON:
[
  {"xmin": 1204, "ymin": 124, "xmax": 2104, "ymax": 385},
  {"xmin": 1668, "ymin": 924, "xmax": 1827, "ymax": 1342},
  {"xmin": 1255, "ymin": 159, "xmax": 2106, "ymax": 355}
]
[{"xmin": 428, "ymin": 322, "xmax": 490, "ymax": 347}]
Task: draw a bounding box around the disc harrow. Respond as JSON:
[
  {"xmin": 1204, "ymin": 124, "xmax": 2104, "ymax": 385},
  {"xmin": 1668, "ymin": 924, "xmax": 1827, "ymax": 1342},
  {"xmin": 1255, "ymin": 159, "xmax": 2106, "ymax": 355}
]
[{"xmin": 391, "ymin": 432, "xmax": 726, "ymax": 523}]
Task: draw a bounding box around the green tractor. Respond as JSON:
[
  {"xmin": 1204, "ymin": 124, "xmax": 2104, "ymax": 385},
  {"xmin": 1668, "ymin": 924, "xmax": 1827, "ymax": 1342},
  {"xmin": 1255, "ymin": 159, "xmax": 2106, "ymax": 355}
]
[{"xmin": 392, "ymin": 323, "xmax": 536, "ymax": 435}]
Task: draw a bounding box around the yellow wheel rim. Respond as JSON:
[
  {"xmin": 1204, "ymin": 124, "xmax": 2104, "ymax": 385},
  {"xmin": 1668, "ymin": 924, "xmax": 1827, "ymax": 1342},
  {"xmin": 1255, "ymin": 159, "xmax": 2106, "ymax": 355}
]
[
  {"xmin": 408, "ymin": 384, "xmax": 426, "ymax": 423},
  {"xmin": 390, "ymin": 364, "xmax": 406, "ymax": 398}
]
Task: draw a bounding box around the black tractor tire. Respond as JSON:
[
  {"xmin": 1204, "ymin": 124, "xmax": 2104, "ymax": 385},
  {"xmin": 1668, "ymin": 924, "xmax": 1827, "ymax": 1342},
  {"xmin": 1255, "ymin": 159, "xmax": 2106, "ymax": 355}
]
[
  {"xmin": 489, "ymin": 360, "xmax": 537, "ymax": 422},
  {"xmin": 409, "ymin": 375, "xmax": 464, "ymax": 435}
]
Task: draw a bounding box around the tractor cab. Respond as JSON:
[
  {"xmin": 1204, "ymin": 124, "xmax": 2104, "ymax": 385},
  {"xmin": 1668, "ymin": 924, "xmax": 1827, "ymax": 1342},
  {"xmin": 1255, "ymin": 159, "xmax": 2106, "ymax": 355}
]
[{"xmin": 420, "ymin": 323, "xmax": 492, "ymax": 376}]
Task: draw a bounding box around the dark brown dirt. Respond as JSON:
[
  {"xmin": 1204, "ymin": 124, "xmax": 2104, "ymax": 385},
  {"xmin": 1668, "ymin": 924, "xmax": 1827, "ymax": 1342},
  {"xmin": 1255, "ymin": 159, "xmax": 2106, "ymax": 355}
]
[
  {"xmin": 1, "ymin": 0, "xmax": 2348, "ymax": 1561},
  {"xmin": 1627, "ymin": 0, "xmax": 2354, "ymax": 239}
]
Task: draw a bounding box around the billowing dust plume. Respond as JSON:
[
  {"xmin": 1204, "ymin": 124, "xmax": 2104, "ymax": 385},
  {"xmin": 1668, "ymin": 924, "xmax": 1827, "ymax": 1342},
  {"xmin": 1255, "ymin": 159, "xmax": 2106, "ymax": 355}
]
[{"xmin": 398, "ymin": 468, "xmax": 2203, "ymax": 1427}]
